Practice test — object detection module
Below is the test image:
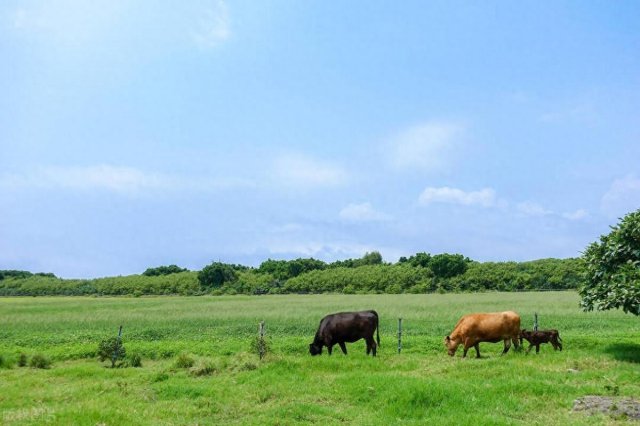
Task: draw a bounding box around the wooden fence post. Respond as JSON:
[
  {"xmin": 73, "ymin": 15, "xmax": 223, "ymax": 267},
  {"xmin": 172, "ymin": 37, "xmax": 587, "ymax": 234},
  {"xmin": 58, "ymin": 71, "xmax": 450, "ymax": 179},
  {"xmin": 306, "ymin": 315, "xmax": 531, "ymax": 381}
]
[
  {"xmin": 534, "ymin": 313, "xmax": 538, "ymax": 331},
  {"xmin": 258, "ymin": 321, "xmax": 265, "ymax": 360},
  {"xmin": 112, "ymin": 325, "xmax": 122, "ymax": 368},
  {"xmin": 397, "ymin": 318, "xmax": 402, "ymax": 354}
]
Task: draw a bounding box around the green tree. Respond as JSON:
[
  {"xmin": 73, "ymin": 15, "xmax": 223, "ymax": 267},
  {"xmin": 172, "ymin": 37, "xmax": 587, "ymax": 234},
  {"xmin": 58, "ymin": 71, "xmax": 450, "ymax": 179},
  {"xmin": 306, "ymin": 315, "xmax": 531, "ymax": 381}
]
[
  {"xmin": 198, "ymin": 262, "xmax": 238, "ymax": 289},
  {"xmin": 580, "ymin": 209, "xmax": 640, "ymax": 315},
  {"xmin": 143, "ymin": 264, "xmax": 188, "ymax": 276},
  {"xmin": 430, "ymin": 253, "xmax": 468, "ymax": 278}
]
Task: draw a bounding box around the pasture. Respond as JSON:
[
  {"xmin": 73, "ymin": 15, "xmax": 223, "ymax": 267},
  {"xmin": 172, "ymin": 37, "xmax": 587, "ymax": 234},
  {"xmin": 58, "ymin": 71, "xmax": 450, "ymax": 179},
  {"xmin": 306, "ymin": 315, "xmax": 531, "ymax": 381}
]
[{"xmin": 1, "ymin": 292, "xmax": 639, "ymax": 425}]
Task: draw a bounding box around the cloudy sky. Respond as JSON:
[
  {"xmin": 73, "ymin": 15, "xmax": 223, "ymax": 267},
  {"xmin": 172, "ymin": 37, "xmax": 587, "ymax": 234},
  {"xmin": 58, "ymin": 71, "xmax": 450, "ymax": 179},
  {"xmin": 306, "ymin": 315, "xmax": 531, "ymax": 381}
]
[{"xmin": 1, "ymin": 1, "xmax": 639, "ymax": 278}]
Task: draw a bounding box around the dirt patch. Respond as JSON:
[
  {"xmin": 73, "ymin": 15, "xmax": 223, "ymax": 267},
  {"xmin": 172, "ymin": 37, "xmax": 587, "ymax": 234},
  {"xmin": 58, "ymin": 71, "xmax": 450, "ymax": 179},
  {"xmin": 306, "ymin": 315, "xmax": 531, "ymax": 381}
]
[{"xmin": 573, "ymin": 396, "xmax": 640, "ymax": 420}]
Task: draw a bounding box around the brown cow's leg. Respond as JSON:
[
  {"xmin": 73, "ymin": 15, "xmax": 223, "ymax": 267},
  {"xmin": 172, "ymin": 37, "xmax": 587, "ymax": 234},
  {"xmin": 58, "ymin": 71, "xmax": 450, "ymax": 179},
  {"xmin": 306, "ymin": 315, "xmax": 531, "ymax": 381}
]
[
  {"xmin": 338, "ymin": 342, "xmax": 347, "ymax": 355},
  {"xmin": 513, "ymin": 337, "xmax": 521, "ymax": 351},
  {"xmin": 462, "ymin": 346, "xmax": 469, "ymax": 358},
  {"xmin": 502, "ymin": 339, "xmax": 511, "ymax": 355}
]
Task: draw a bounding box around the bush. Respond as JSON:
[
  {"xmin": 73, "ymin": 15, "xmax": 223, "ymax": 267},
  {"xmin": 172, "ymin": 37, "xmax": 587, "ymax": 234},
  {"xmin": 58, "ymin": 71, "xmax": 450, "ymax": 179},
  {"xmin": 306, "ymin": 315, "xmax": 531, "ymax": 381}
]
[
  {"xmin": 189, "ymin": 359, "xmax": 217, "ymax": 377},
  {"xmin": 29, "ymin": 354, "xmax": 52, "ymax": 369},
  {"xmin": 98, "ymin": 337, "xmax": 126, "ymax": 368},
  {"xmin": 126, "ymin": 353, "xmax": 143, "ymax": 368},
  {"xmin": 18, "ymin": 353, "xmax": 27, "ymax": 367},
  {"xmin": 251, "ymin": 335, "xmax": 270, "ymax": 359},
  {"xmin": 174, "ymin": 352, "xmax": 195, "ymax": 369}
]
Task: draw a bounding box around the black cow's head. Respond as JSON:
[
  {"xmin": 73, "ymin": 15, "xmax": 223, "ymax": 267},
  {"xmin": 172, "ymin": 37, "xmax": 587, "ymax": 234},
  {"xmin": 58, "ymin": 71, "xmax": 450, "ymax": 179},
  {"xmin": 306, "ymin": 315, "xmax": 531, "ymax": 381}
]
[{"xmin": 309, "ymin": 343, "xmax": 322, "ymax": 356}]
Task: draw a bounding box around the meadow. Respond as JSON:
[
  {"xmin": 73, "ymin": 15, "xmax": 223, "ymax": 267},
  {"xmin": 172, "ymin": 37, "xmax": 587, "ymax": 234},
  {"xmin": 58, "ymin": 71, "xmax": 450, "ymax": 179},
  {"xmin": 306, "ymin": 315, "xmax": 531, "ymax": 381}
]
[{"xmin": 1, "ymin": 292, "xmax": 639, "ymax": 425}]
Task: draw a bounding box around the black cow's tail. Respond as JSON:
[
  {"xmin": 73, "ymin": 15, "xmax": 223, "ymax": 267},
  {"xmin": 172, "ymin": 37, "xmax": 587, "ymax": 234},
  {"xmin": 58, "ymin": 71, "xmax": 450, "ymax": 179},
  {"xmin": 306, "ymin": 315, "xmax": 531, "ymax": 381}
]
[{"xmin": 371, "ymin": 310, "xmax": 381, "ymax": 347}]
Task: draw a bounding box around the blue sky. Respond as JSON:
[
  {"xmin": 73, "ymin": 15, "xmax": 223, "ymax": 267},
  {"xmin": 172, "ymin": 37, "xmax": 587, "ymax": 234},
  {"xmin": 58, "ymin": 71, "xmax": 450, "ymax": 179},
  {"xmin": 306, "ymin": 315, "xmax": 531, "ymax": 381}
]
[{"xmin": 1, "ymin": 1, "xmax": 639, "ymax": 278}]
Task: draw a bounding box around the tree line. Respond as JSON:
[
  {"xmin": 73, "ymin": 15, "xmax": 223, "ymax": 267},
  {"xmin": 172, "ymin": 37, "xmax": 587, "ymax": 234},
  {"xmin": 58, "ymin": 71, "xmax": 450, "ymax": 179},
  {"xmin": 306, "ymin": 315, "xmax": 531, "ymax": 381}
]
[{"xmin": 0, "ymin": 253, "xmax": 583, "ymax": 296}]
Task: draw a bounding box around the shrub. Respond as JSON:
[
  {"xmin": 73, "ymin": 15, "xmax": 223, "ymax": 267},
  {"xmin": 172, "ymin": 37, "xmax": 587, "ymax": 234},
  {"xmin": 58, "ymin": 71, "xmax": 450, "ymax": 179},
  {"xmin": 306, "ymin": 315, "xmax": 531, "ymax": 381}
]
[
  {"xmin": 18, "ymin": 353, "xmax": 27, "ymax": 367},
  {"xmin": 174, "ymin": 352, "xmax": 195, "ymax": 369},
  {"xmin": 29, "ymin": 354, "xmax": 52, "ymax": 369},
  {"xmin": 126, "ymin": 353, "xmax": 143, "ymax": 368},
  {"xmin": 251, "ymin": 335, "xmax": 270, "ymax": 359},
  {"xmin": 189, "ymin": 359, "xmax": 217, "ymax": 377},
  {"xmin": 98, "ymin": 337, "xmax": 126, "ymax": 368}
]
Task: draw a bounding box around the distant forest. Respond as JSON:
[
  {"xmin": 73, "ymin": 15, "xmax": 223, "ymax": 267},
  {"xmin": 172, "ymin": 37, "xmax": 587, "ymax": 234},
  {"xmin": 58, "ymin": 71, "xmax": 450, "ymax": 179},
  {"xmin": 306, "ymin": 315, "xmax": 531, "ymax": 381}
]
[{"xmin": 0, "ymin": 252, "xmax": 584, "ymax": 296}]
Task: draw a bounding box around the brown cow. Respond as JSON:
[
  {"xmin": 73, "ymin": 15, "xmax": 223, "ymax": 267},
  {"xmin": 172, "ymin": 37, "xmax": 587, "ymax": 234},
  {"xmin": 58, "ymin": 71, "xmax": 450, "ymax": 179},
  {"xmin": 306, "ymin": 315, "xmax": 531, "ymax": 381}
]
[
  {"xmin": 520, "ymin": 329, "xmax": 563, "ymax": 354},
  {"xmin": 444, "ymin": 311, "xmax": 521, "ymax": 358}
]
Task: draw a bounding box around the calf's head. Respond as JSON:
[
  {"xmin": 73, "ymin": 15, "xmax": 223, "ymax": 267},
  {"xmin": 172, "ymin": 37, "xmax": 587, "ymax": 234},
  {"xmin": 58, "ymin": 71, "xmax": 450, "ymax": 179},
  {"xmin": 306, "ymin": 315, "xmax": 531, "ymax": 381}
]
[{"xmin": 444, "ymin": 335, "xmax": 459, "ymax": 356}]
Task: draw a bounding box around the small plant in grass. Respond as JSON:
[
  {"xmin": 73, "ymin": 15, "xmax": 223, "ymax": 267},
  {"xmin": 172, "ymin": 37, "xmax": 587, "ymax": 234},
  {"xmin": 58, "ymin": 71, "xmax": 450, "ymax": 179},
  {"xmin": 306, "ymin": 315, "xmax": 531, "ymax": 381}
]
[
  {"xmin": 18, "ymin": 353, "xmax": 28, "ymax": 367},
  {"xmin": 98, "ymin": 337, "xmax": 126, "ymax": 368},
  {"xmin": 189, "ymin": 359, "xmax": 217, "ymax": 377},
  {"xmin": 0, "ymin": 354, "xmax": 9, "ymax": 369},
  {"xmin": 29, "ymin": 354, "xmax": 52, "ymax": 369},
  {"xmin": 174, "ymin": 352, "xmax": 195, "ymax": 369},
  {"xmin": 251, "ymin": 336, "xmax": 270, "ymax": 359},
  {"xmin": 125, "ymin": 353, "xmax": 143, "ymax": 368}
]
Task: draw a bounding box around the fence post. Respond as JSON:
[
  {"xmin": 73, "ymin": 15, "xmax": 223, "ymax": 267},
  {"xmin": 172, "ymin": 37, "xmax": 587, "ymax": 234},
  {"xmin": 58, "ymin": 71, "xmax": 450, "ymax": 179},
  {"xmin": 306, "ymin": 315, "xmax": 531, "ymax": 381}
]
[
  {"xmin": 258, "ymin": 321, "xmax": 265, "ymax": 360},
  {"xmin": 112, "ymin": 325, "xmax": 123, "ymax": 368},
  {"xmin": 397, "ymin": 318, "xmax": 402, "ymax": 354},
  {"xmin": 533, "ymin": 313, "xmax": 538, "ymax": 331}
]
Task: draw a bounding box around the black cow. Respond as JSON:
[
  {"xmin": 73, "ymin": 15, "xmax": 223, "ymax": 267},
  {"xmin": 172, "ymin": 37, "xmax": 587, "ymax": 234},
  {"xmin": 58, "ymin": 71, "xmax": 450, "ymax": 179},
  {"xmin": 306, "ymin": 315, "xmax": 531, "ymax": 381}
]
[
  {"xmin": 520, "ymin": 329, "xmax": 563, "ymax": 354},
  {"xmin": 309, "ymin": 310, "xmax": 380, "ymax": 356}
]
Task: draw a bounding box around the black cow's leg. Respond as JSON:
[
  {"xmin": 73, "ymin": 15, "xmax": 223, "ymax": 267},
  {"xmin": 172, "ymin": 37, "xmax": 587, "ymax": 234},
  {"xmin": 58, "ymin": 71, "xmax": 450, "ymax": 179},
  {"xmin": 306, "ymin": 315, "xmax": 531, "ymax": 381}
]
[
  {"xmin": 535, "ymin": 344, "xmax": 540, "ymax": 354},
  {"xmin": 365, "ymin": 337, "xmax": 377, "ymax": 357},
  {"xmin": 327, "ymin": 345, "xmax": 333, "ymax": 355},
  {"xmin": 338, "ymin": 342, "xmax": 347, "ymax": 355},
  {"xmin": 474, "ymin": 343, "xmax": 480, "ymax": 358}
]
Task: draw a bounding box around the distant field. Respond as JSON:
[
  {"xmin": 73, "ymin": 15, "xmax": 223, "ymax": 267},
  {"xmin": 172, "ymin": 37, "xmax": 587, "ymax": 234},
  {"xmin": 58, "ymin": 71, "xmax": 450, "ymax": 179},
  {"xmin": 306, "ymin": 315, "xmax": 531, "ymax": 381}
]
[{"xmin": 1, "ymin": 292, "xmax": 639, "ymax": 425}]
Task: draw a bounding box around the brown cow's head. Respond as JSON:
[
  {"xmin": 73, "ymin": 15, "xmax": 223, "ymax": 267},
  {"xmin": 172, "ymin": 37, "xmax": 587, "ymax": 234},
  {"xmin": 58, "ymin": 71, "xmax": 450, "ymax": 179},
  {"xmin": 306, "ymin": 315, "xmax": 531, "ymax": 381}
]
[
  {"xmin": 309, "ymin": 343, "xmax": 322, "ymax": 356},
  {"xmin": 444, "ymin": 335, "xmax": 459, "ymax": 356}
]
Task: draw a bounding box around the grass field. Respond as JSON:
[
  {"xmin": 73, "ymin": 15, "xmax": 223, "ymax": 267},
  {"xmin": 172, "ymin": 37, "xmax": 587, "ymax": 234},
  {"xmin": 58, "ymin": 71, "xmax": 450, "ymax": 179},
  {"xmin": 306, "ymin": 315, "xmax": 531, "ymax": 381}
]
[{"xmin": 1, "ymin": 292, "xmax": 639, "ymax": 425}]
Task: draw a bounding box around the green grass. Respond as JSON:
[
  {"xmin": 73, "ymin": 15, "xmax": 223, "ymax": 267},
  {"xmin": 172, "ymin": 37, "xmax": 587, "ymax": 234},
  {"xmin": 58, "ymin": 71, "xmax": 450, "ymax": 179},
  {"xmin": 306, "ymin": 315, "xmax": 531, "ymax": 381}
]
[{"xmin": 1, "ymin": 292, "xmax": 639, "ymax": 425}]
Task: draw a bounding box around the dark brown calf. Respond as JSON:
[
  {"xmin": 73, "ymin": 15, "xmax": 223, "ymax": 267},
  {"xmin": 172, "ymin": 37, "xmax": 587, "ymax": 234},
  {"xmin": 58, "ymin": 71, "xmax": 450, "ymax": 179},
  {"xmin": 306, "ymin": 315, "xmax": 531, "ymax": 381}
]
[{"xmin": 519, "ymin": 329, "xmax": 562, "ymax": 354}]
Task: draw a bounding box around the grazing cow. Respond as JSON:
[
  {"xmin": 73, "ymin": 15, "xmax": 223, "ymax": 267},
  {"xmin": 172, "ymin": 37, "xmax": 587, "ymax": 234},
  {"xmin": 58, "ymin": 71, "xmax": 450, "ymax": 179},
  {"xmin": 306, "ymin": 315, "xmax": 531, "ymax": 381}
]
[
  {"xmin": 444, "ymin": 311, "xmax": 521, "ymax": 358},
  {"xmin": 520, "ymin": 329, "xmax": 563, "ymax": 354},
  {"xmin": 309, "ymin": 310, "xmax": 380, "ymax": 356}
]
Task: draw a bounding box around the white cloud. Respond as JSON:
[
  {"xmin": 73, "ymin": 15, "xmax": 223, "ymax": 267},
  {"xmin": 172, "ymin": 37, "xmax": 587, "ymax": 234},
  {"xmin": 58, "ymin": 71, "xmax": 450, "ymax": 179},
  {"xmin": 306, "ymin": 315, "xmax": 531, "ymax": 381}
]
[
  {"xmin": 271, "ymin": 154, "xmax": 347, "ymax": 188},
  {"xmin": 516, "ymin": 201, "xmax": 553, "ymax": 217},
  {"xmin": 601, "ymin": 175, "xmax": 640, "ymax": 218},
  {"xmin": 389, "ymin": 121, "xmax": 463, "ymax": 172},
  {"xmin": 419, "ymin": 186, "xmax": 496, "ymax": 207},
  {"xmin": 266, "ymin": 241, "xmax": 379, "ymax": 259},
  {"xmin": 562, "ymin": 209, "xmax": 588, "ymax": 221},
  {"xmin": 339, "ymin": 202, "xmax": 390, "ymax": 222},
  {"xmin": 0, "ymin": 165, "xmax": 254, "ymax": 194},
  {"xmin": 190, "ymin": 0, "xmax": 230, "ymax": 49}
]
